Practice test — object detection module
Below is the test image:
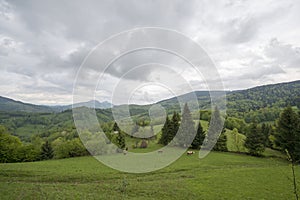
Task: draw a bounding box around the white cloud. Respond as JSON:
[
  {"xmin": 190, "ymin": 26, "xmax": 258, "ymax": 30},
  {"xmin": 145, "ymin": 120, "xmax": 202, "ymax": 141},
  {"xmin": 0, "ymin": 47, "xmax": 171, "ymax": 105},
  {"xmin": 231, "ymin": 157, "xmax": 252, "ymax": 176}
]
[{"xmin": 0, "ymin": 0, "xmax": 299, "ymax": 105}]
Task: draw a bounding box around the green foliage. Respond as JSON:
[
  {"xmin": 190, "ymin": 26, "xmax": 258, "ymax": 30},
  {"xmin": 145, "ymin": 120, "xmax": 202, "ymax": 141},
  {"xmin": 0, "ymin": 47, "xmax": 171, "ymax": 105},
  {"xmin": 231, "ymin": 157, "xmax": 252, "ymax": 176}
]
[
  {"xmin": 176, "ymin": 104, "xmax": 195, "ymax": 147},
  {"xmin": 224, "ymin": 117, "xmax": 247, "ymax": 133},
  {"xmin": 40, "ymin": 140, "xmax": 53, "ymax": 160},
  {"xmin": 200, "ymin": 110, "xmax": 211, "ymax": 121},
  {"xmin": 261, "ymin": 123, "xmax": 273, "ymax": 148},
  {"xmin": 275, "ymin": 106, "xmax": 300, "ymax": 162},
  {"xmin": 159, "ymin": 112, "xmax": 181, "ymax": 146},
  {"xmin": 52, "ymin": 138, "xmax": 88, "ymax": 159},
  {"xmin": 0, "ymin": 131, "xmax": 23, "ymax": 162},
  {"xmin": 244, "ymin": 122, "xmax": 266, "ymax": 156},
  {"xmin": 204, "ymin": 106, "xmax": 226, "ymax": 151},
  {"xmin": 213, "ymin": 128, "xmax": 228, "ymax": 152},
  {"xmin": 191, "ymin": 121, "xmax": 205, "ymax": 149},
  {"xmin": 158, "ymin": 116, "xmax": 171, "ymax": 145},
  {"xmin": 171, "ymin": 111, "xmax": 180, "ymax": 139},
  {"xmin": 226, "ymin": 128, "xmax": 246, "ymax": 152},
  {"xmin": 108, "ymin": 122, "xmax": 126, "ymax": 150},
  {"xmin": 227, "ymin": 80, "xmax": 300, "ymax": 113},
  {"xmin": 116, "ymin": 132, "xmax": 126, "ymax": 150}
]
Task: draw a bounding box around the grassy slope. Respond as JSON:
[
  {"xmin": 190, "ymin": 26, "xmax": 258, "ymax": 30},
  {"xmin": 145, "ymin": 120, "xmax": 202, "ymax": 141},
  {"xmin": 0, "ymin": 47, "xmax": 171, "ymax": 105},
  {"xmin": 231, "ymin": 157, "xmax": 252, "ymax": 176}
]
[{"xmin": 0, "ymin": 152, "xmax": 298, "ymax": 200}]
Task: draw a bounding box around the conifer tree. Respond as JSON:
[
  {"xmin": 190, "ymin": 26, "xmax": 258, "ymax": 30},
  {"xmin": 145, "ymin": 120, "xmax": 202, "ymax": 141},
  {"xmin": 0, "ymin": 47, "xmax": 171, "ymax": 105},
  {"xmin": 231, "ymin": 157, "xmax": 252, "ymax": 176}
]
[
  {"xmin": 113, "ymin": 122, "xmax": 125, "ymax": 150},
  {"xmin": 244, "ymin": 122, "xmax": 266, "ymax": 156},
  {"xmin": 213, "ymin": 128, "xmax": 228, "ymax": 152},
  {"xmin": 176, "ymin": 103, "xmax": 195, "ymax": 147},
  {"xmin": 40, "ymin": 140, "xmax": 53, "ymax": 160},
  {"xmin": 159, "ymin": 116, "xmax": 171, "ymax": 145},
  {"xmin": 275, "ymin": 106, "xmax": 300, "ymax": 162},
  {"xmin": 204, "ymin": 106, "xmax": 227, "ymax": 151},
  {"xmin": 191, "ymin": 120, "xmax": 205, "ymax": 149}
]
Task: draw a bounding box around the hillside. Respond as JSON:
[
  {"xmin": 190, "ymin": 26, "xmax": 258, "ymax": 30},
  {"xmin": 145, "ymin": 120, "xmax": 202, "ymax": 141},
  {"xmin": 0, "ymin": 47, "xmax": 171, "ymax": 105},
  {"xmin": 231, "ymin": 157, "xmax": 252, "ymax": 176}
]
[
  {"xmin": 227, "ymin": 80, "xmax": 300, "ymax": 112},
  {"xmin": 0, "ymin": 96, "xmax": 113, "ymax": 113},
  {"xmin": 0, "ymin": 96, "xmax": 54, "ymax": 113},
  {"xmin": 0, "ymin": 80, "xmax": 299, "ymax": 140},
  {"xmin": 0, "ymin": 152, "xmax": 297, "ymax": 199}
]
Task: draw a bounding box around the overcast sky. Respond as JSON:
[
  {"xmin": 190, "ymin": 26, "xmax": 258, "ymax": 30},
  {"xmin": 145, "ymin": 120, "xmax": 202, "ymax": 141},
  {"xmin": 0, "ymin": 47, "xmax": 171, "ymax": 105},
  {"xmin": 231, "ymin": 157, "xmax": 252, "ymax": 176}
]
[{"xmin": 1, "ymin": 0, "xmax": 300, "ymax": 105}]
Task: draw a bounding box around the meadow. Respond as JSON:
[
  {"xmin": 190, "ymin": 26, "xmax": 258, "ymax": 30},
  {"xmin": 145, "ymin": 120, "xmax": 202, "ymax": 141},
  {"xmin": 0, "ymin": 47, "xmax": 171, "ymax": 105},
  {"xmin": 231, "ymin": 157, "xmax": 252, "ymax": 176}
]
[{"xmin": 0, "ymin": 151, "xmax": 298, "ymax": 200}]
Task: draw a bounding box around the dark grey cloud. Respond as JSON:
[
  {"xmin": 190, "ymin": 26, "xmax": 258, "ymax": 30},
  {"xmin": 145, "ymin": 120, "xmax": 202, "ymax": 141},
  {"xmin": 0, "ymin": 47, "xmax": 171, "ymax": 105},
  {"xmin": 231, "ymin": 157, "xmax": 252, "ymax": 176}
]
[{"xmin": 0, "ymin": 0, "xmax": 299, "ymax": 104}]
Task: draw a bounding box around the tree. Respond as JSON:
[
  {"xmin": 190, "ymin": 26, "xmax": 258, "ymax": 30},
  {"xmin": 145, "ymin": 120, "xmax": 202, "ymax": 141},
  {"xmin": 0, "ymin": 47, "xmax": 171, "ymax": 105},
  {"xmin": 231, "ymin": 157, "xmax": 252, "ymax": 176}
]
[
  {"xmin": 112, "ymin": 122, "xmax": 126, "ymax": 150},
  {"xmin": 204, "ymin": 106, "xmax": 226, "ymax": 151},
  {"xmin": 0, "ymin": 127, "xmax": 23, "ymax": 163},
  {"xmin": 231, "ymin": 128, "xmax": 244, "ymax": 152},
  {"xmin": 116, "ymin": 132, "xmax": 126, "ymax": 150},
  {"xmin": 159, "ymin": 116, "xmax": 171, "ymax": 145},
  {"xmin": 213, "ymin": 128, "xmax": 228, "ymax": 152},
  {"xmin": 191, "ymin": 120, "xmax": 205, "ymax": 149},
  {"xmin": 275, "ymin": 106, "xmax": 300, "ymax": 162},
  {"xmin": 261, "ymin": 123, "xmax": 271, "ymax": 147},
  {"xmin": 176, "ymin": 103, "xmax": 195, "ymax": 147},
  {"xmin": 244, "ymin": 122, "xmax": 266, "ymax": 156},
  {"xmin": 113, "ymin": 122, "xmax": 120, "ymax": 132},
  {"xmin": 40, "ymin": 140, "xmax": 53, "ymax": 160},
  {"xmin": 167, "ymin": 112, "xmax": 180, "ymax": 143}
]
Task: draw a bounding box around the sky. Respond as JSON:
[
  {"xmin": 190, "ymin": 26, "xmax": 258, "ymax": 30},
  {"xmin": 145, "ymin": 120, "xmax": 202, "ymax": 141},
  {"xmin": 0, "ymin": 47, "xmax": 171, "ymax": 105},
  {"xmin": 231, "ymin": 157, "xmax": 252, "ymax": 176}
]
[{"xmin": 0, "ymin": 0, "xmax": 300, "ymax": 105}]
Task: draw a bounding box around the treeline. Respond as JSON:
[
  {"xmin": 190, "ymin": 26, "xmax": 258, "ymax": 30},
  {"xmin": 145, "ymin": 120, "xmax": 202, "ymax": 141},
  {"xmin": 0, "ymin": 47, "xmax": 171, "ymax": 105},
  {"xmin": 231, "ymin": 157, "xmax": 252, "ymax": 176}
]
[
  {"xmin": 158, "ymin": 104, "xmax": 228, "ymax": 151},
  {"xmin": 1, "ymin": 104, "xmax": 300, "ymax": 163},
  {"xmin": 0, "ymin": 125, "xmax": 89, "ymax": 163},
  {"xmin": 158, "ymin": 104, "xmax": 300, "ymax": 162}
]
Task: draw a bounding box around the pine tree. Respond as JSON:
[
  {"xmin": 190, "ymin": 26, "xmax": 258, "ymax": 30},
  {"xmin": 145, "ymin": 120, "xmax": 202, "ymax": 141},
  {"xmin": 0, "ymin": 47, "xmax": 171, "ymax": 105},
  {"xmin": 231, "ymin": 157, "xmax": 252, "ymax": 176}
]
[
  {"xmin": 244, "ymin": 122, "xmax": 266, "ymax": 156},
  {"xmin": 213, "ymin": 128, "xmax": 228, "ymax": 152},
  {"xmin": 275, "ymin": 106, "xmax": 300, "ymax": 162},
  {"xmin": 191, "ymin": 120, "xmax": 205, "ymax": 149},
  {"xmin": 113, "ymin": 122, "xmax": 125, "ymax": 150},
  {"xmin": 168, "ymin": 112, "xmax": 180, "ymax": 143},
  {"xmin": 203, "ymin": 106, "xmax": 225, "ymax": 151},
  {"xmin": 113, "ymin": 122, "xmax": 120, "ymax": 132},
  {"xmin": 40, "ymin": 140, "xmax": 53, "ymax": 160},
  {"xmin": 261, "ymin": 123, "xmax": 270, "ymax": 146},
  {"xmin": 116, "ymin": 132, "xmax": 125, "ymax": 149},
  {"xmin": 176, "ymin": 103, "xmax": 195, "ymax": 147},
  {"xmin": 159, "ymin": 116, "xmax": 171, "ymax": 145}
]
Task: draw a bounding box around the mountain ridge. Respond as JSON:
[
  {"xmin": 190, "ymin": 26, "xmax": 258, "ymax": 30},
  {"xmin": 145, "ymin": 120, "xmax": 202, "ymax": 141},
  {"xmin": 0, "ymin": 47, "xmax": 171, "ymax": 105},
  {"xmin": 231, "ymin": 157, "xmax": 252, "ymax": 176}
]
[{"xmin": 0, "ymin": 80, "xmax": 299, "ymax": 113}]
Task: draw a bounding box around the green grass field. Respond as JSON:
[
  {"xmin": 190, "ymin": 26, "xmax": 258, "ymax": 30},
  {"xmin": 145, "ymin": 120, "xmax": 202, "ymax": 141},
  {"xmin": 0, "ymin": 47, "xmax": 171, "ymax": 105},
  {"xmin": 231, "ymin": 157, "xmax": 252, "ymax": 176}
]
[{"xmin": 0, "ymin": 152, "xmax": 298, "ymax": 199}]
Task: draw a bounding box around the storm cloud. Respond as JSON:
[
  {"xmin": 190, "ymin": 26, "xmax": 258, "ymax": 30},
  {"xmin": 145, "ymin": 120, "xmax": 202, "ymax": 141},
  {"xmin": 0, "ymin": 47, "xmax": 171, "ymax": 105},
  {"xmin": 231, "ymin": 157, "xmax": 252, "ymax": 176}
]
[{"xmin": 0, "ymin": 0, "xmax": 299, "ymax": 105}]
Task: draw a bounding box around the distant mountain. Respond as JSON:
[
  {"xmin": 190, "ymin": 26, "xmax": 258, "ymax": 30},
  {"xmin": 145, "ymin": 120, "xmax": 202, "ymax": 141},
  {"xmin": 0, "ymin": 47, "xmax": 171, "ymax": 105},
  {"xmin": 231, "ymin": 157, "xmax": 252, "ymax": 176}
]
[
  {"xmin": 0, "ymin": 80, "xmax": 299, "ymax": 114},
  {"xmin": 0, "ymin": 97, "xmax": 113, "ymax": 113},
  {"xmin": 0, "ymin": 96, "xmax": 54, "ymax": 113},
  {"xmin": 226, "ymin": 80, "xmax": 300, "ymax": 112},
  {"xmin": 52, "ymin": 100, "xmax": 113, "ymax": 112}
]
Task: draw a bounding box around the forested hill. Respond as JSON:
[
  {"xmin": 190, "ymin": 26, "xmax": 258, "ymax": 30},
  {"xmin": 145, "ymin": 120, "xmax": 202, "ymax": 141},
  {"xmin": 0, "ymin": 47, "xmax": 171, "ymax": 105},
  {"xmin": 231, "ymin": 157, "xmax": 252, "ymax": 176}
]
[
  {"xmin": 227, "ymin": 80, "xmax": 300, "ymax": 112},
  {"xmin": 0, "ymin": 80, "xmax": 299, "ymax": 114},
  {"xmin": 0, "ymin": 97, "xmax": 113, "ymax": 113},
  {"xmin": 0, "ymin": 96, "xmax": 54, "ymax": 113}
]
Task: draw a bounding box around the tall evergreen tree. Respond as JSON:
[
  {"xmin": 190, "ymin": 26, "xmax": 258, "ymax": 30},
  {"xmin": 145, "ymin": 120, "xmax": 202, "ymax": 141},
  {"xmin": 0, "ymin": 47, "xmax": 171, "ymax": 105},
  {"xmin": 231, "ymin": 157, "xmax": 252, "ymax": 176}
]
[
  {"xmin": 191, "ymin": 120, "xmax": 205, "ymax": 149},
  {"xmin": 116, "ymin": 132, "xmax": 125, "ymax": 149},
  {"xmin": 159, "ymin": 116, "xmax": 171, "ymax": 145},
  {"xmin": 261, "ymin": 123, "xmax": 272, "ymax": 147},
  {"xmin": 113, "ymin": 122, "xmax": 125, "ymax": 150},
  {"xmin": 275, "ymin": 106, "xmax": 300, "ymax": 162},
  {"xmin": 213, "ymin": 128, "xmax": 228, "ymax": 152},
  {"xmin": 203, "ymin": 106, "xmax": 226, "ymax": 151},
  {"xmin": 176, "ymin": 103, "xmax": 195, "ymax": 147},
  {"xmin": 168, "ymin": 112, "xmax": 180, "ymax": 143},
  {"xmin": 244, "ymin": 122, "xmax": 266, "ymax": 156},
  {"xmin": 113, "ymin": 122, "xmax": 120, "ymax": 132},
  {"xmin": 40, "ymin": 140, "xmax": 53, "ymax": 160}
]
